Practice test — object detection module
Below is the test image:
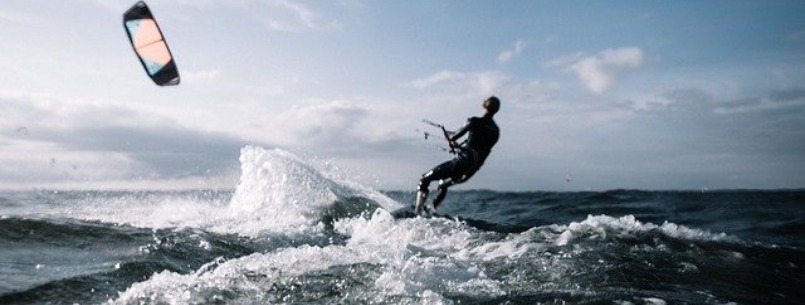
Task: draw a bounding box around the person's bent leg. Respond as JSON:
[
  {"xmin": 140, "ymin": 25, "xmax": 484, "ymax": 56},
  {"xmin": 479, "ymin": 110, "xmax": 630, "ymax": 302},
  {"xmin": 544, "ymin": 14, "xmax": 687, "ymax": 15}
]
[
  {"xmin": 432, "ymin": 178, "xmax": 457, "ymax": 210},
  {"xmin": 415, "ymin": 172, "xmax": 436, "ymax": 214},
  {"xmin": 415, "ymin": 159, "xmax": 458, "ymax": 214},
  {"xmin": 414, "ymin": 188, "xmax": 428, "ymax": 214}
]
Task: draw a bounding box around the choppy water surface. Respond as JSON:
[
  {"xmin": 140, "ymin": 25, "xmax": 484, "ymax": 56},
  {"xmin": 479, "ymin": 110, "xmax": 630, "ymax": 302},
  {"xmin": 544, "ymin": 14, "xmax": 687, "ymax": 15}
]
[{"xmin": 1, "ymin": 147, "xmax": 803, "ymax": 304}]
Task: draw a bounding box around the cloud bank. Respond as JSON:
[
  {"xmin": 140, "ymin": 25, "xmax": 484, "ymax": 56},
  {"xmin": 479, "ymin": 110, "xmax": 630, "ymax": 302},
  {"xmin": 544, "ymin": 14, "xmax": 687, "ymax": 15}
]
[{"xmin": 0, "ymin": 91, "xmax": 250, "ymax": 189}]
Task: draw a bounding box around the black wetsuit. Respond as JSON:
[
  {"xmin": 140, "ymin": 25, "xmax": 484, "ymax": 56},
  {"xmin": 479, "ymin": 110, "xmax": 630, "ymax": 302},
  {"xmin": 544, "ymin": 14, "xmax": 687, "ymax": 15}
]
[{"xmin": 418, "ymin": 114, "xmax": 499, "ymax": 209}]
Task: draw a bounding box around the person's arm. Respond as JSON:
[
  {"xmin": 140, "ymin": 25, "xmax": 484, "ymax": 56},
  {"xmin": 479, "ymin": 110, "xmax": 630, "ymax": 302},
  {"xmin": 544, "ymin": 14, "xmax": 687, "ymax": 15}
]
[{"xmin": 449, "ymin": 118, "xmax": 474, "ymax": 143}]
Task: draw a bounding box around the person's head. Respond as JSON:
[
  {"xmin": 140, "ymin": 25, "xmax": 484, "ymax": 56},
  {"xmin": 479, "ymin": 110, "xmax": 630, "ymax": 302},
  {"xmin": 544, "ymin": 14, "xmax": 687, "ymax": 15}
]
[{"xmin": 483, "ymin": 96, "xmax": 500, "ymax": 116}]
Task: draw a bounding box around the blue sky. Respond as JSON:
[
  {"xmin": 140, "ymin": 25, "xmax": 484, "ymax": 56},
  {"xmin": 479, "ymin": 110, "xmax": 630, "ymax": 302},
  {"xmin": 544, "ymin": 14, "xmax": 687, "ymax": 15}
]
[{"xmin": 1, "ymin": 0, "xmax": 804, "ymax": 190}]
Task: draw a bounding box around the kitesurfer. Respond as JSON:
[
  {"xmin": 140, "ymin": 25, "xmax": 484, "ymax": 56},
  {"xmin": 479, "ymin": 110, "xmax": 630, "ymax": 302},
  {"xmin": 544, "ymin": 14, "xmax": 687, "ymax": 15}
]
[{"xmin": 415, "ymin": 96, "xmax": 501, "ymax": 215}]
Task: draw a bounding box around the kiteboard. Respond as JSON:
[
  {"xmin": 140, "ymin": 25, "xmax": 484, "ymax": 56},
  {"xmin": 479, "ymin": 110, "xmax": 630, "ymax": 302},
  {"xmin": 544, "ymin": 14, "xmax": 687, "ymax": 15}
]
[
  {"xmin": 390, "ymin": 207, "xmax": 421, "ymax": 219},
  {"xmin": 389, "ymin": 207, "xmax": 531, "ymax": 233}
]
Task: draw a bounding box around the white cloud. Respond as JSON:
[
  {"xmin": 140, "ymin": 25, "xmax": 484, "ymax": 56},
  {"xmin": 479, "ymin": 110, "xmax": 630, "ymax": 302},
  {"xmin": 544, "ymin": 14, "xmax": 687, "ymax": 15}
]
[
  {"xmin": 276, "ymin": 0, "xmax": 319, "ymax": 29},
  {"xmin": 715, "ymin": 90, "xmax": 805, "ymax": 115},
  {"xmin": 274, "ymin": 100, "xmax": 367, "ymax": 145},
  {"xmin": 543, "ymin": 52, "xmax": 584, "ymax": 68},
  {"xmin": 564, "ymin": 47, "xmax": 645, "ymax": 94},
  {"xmin": 0, "ymin": 9, "xmax": 33, "ymax": 24},
  {"xmin": 403, "ymin": 70, "xmax": 508, "ymax": 97},
  {"xmin": 263, "ymin": 0, "xmax": 340, "ymax": 32},
  {"xmin": 498, "ymin": 40, "xmax": 526, "ymax": 63},
  {"xmin": 175, "ymin": 0, "xmax": 217, "ymax": 9},
  {"xmin": 403, "ymin": 70, "xmax": 464, "ymax": 89},
  {"xmin": 182, "ymin": 69, "xmax": 221, "ymax": 83}
]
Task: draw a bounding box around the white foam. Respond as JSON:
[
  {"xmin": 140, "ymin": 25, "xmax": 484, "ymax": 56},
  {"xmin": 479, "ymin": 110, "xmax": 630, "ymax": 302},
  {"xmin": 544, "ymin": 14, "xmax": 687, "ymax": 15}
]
[
  {"xmin": 464, "ymin": 236, "xmax": 533, "ymax": 261},
  {"xmin": 220, "ymin": 146, "xmax": 400, "ymax": 236},
  {"xmin": 335, "ymin": 209, "xmax": 505, "ymax": 297},
  {"xmin": 112, "ymin": 203, "xmax": 744, "ymax": 303},
  {"xmin": 555, "ymin": 214, "xmax": 738, "ymax": 246},
  {"xmin": 642, "ymin": 297, "xmax": 667, "ymax": 305},
  {"xmin": 228, "ymin": 147, "xmax": 339, "ymax": 215},
  {"xmin": 110, "ymin": 209, "xmax": 506, "ymax": 304},
  {"xmin": 110, "ymin": 245, "xmax": 375, "ymax": 304}
]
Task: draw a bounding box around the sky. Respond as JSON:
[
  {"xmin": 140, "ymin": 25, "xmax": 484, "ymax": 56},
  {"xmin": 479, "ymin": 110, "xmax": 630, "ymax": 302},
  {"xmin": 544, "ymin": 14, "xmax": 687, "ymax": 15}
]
[{"xmin": 1, "ymin": 0, "xmax": 804, "ymax": 191}]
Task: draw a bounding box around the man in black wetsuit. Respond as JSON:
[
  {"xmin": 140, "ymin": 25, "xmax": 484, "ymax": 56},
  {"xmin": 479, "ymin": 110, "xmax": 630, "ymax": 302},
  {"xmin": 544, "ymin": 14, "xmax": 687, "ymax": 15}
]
[{"xmin": 415, "ymin": 96, "xmax": 501, "ymax": 215}]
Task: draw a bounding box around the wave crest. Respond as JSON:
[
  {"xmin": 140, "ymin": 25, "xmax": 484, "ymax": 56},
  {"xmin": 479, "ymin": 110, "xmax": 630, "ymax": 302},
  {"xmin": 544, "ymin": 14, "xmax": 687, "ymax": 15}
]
[
  {"xmin": 225, "ymin": 146, "xmax": 398, "ymax": 235},
  {"xmin": 555, "ymin": 214, "xmax": 738, "ymax": 246}
]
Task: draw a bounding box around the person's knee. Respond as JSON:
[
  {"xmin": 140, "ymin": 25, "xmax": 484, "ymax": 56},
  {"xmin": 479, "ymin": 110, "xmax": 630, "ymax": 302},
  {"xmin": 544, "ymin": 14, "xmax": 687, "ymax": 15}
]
[
  {"xmin": 417, "ymin": 179, "xmax": 430, "ymax": 192},
  {"xmin": 418, "ymin": 170, "xmax": 437, "ymax": 192},
  {"xmin": 432, "ymin": 182, "xmax": 450, "ymax": 208},
  {"xmin": 437, "ymin": 182, "xmax": 449, "ymax": 192},
  {"xmin": 438, "ymin": 177, "xmax": 456, "ymax": 189},
  {"xmin": 435, "ymin": 180, "xmax": 451, "ymax": 196}
]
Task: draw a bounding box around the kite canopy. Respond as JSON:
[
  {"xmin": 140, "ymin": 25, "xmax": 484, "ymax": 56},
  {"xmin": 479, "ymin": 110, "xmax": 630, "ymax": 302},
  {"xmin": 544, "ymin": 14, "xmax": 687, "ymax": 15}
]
[{"xmin": 123, "ymin": 1, "xmax": 179, "ymax": 86}]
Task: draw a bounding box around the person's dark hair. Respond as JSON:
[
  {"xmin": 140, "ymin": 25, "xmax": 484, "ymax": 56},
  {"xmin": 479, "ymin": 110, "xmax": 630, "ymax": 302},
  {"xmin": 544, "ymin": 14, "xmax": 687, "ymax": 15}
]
[{"xmin": 484, "ymin": 96, "xmax": 500, "ymax": 115}]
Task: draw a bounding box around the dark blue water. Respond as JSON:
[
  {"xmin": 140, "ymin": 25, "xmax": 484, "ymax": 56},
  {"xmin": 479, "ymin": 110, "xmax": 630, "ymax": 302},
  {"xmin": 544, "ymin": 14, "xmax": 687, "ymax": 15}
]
[{"xmin": 1, "ymin": 148, "xmax": 803, "ymax": 305}]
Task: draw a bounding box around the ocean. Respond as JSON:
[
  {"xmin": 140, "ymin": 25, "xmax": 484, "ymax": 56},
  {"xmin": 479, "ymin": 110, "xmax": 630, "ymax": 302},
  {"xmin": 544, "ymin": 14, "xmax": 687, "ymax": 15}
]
[{"xmin": 1, "ymin": 147, "xmax": 803, "ymax": 305}]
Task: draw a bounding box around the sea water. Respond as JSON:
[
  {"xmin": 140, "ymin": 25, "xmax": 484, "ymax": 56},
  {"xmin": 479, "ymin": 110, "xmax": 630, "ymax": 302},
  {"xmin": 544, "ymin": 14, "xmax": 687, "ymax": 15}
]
[{"xmin": 1, "ymin": 146, "xmax": 803, "ymax": 304}]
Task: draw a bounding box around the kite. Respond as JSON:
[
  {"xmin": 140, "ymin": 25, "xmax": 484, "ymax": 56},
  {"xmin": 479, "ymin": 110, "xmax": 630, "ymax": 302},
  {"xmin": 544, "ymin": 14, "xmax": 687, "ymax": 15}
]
[{"xmin": 123, "ymin": 1, "xmax": 180, "ymax": 86}]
